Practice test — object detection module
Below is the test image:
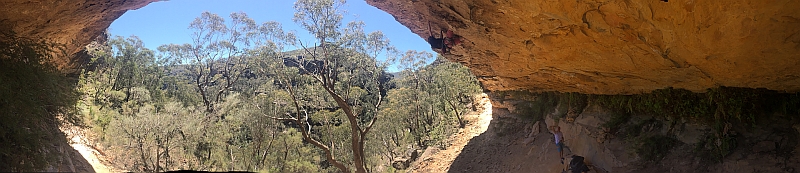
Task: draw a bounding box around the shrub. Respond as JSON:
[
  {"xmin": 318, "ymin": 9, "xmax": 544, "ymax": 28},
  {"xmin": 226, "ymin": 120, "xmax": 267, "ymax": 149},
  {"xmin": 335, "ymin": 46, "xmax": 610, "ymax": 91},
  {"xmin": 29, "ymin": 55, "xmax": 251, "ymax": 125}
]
[{"xmin": 507, "ymin": 91, "xmax": 588, "ymax": 121}]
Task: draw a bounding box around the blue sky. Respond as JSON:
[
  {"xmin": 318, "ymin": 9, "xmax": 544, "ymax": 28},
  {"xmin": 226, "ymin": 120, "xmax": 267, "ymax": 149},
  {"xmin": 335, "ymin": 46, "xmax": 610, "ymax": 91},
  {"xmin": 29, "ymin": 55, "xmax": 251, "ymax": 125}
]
[{"xmin": 109, "ymin": 0, "xmax": 433, "ymax": 70}]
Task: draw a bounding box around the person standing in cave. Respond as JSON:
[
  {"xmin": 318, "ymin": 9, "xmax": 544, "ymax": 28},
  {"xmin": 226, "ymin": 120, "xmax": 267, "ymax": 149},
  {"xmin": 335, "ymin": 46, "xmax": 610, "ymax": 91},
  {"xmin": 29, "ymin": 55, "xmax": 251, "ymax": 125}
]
[{"xmin": 550, "ymin": 125, "xmax": 565, "ymax": 164}]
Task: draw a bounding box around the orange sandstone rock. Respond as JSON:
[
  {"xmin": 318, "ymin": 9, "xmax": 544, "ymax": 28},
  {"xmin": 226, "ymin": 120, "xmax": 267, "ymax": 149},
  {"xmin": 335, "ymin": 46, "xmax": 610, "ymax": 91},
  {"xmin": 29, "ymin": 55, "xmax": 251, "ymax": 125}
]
[{"xmin": 367, "ymin": 0, "xmax": 800, "ymax": 94}]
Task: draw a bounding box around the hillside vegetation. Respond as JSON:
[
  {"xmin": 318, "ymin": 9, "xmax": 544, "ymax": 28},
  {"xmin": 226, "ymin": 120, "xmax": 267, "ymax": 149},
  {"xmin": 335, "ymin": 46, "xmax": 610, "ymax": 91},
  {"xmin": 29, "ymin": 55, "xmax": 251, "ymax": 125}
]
[{"xmin": 72, "ymin": 1, "xmax": 481, "ymax": 172}]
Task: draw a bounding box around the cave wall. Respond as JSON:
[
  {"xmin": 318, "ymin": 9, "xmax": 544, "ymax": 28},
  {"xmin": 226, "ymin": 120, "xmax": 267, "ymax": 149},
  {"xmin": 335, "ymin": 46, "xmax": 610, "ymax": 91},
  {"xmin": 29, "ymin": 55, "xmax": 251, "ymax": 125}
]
[
  {"xmin": 0, "ymin": 0, "xmax": 156, "ymax": 71},
  {"xmin": 367, "ymin": 0, "xmax": 800, "ymax": 94},
  {"xmin": 0, "ymin": 1, "xmax": 155, "ymax": 171},
  {"xmin": 485, "ymin": 90, "xmax": 800, "ymax": 172}
]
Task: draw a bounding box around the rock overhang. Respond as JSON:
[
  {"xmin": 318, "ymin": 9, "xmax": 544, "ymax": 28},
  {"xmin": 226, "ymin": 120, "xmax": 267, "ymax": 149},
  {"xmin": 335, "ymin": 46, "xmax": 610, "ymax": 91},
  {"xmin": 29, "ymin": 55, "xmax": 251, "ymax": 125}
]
[
  {"xmin": 0, "ymin": 0, "xmax": 157, "ymax": 71},
  {"xmin": 366, "ymin": 0, "xmax": 800, "ymax": 94},
  {"xmin": 2, "ymin": 0, "xmax": 799, "ymax": 94}
]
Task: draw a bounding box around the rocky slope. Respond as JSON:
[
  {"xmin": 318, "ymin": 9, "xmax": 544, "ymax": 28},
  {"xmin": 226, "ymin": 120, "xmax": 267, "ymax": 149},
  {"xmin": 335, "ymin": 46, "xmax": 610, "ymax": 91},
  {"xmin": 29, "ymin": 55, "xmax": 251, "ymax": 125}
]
[
  {"xmin": 425, "ymin": 91, "xmax": 800, "ymax": 173},
  {"xmin": 367, "ymin": 0, "xmax": 800, "ymax": 94}
]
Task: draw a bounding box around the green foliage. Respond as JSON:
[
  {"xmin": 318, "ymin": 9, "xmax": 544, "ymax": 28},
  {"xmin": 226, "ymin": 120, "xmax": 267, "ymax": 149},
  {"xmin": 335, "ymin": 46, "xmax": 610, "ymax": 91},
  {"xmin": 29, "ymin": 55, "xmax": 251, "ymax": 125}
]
[
  {"xmin": 592, "ymin": 87, "xmax": 782, "ymax": 126},
  {"xmin": 527, "ymin": 92, "xmax": 560, "ymax": 121},
  {"xmin": 158, "ymin": 11, "xmax": 262, "ymax": 113},
  {"xmin": 0, "ymin": 32, "xmax": 80, "ymax": 171},
  {"xmin": 610, "ymin": 116, "xmax": 676, "ymax": 163},
  {"xmin": 282, "ymin": 159, "xmax": 323, "ymax": 173},
  {"xmin": 591, "ymin": 87, "xmax": 800, "ymax": 161},
  {"xmin": 554, "ymin": 92, "xmax": 588, "ymax": 121},
  {"xmin": 498, "ymin": 91, "xmax": 587, "ymax": 122},
  {"xmin": 373, "ymin": 52, "xmax": 482, "ymax": 169},
  {"xmin": 430, "ymin": 56, "xmax": 483, "ymax": 128},
  {"xmin": 106, "ymin": 102, "xmax": 184, "ymax": 172},
  {"xmin": 71, "ymin": 1, "xmax": 484, "ymax": 172},
  {"xmin": 781, "ymin": 93, "xmax": 800, "ymax": 116}
]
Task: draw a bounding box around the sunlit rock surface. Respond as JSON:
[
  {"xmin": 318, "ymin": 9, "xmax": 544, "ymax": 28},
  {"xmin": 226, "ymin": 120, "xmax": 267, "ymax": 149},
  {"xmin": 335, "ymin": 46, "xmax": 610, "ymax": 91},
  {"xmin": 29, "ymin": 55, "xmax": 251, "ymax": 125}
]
[
  {"xmin": 367, "ymin": 0, "xmax": 800, "ymax": 94},
  {"xmin": 2, "ymin": 0, "xmax": 798, "ymax": 94}
]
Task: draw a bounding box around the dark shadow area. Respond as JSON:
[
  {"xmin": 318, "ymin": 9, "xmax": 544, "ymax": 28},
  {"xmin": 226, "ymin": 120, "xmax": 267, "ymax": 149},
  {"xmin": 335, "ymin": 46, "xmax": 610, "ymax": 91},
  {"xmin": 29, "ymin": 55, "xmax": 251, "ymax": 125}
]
[
  {"xmin": 447, "ymin": 113, "xmax": 562, "ymax": 173},
  {"xmin": 447, "ymin": 89, "xmax": 800, "ymax": 173},
  {"xmin": 0, "ymin": 31, "xmax": 89, "ymax": 171},
  {"xmin": 447, "ymin": 122, "xmax": 519, "ymax": 173}
]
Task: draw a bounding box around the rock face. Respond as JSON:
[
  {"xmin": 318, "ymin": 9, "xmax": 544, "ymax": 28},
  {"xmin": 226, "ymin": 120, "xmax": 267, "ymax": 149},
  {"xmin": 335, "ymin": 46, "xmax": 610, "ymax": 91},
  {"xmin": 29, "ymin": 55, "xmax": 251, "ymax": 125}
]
[
  {"xmin": 367, "ymin": 0, "xmax": 800, "ymax": 94},
  {"xmin": 2, "ymin": 0, "xmax": 798, "ymax": 94},
  {"xmin": 0, "ymin": 0, "xmax": 156, "ymax": 71}
]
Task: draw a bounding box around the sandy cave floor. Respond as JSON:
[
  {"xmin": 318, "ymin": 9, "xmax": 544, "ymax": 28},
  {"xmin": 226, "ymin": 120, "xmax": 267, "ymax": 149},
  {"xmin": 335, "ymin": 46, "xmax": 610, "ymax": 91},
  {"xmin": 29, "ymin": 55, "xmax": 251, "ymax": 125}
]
[{"xmin": 408, "ymin": 94, "xmax": 605, "ymax": 173}]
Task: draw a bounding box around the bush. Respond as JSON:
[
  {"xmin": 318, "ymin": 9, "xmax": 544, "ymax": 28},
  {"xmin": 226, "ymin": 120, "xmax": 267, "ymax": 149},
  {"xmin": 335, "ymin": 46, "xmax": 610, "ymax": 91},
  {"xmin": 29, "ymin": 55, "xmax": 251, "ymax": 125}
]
[
  {"xmin": 592, "ymin": 87, "xmax": 792, "ymax": 127},
  {"xmin": 592, "ymin": 87, "xmax": 800, "ymax": 161},
  {"xmin": 503, "ymin": 91, "xmax": 578, "ymax": 121}
]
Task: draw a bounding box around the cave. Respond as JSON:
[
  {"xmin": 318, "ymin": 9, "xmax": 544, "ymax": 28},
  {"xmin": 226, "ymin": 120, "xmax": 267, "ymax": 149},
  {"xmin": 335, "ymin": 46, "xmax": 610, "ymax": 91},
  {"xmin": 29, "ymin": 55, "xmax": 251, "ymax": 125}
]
[
  {"xmin": 1, "ymin": 0, "xmax": 800, "ymax": 172},
  {"xmin": 2, "ymin": 0, "xmax": 799, "ymax": 94}
]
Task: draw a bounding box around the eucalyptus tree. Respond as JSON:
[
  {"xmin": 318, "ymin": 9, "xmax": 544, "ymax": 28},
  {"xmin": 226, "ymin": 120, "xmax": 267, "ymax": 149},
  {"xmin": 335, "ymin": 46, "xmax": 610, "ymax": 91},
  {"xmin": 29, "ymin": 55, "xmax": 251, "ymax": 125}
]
[
  {"xmin": 105, "ymin": 36, "xmax": 158, "ymax": 101},
  {"xmin": 395, "ymin": 50, "xmax": 434, "ymax": 147},
  {"xmin": 430, "ymin": 58, "xmax": 482, "ymax": 128},
  {"xmin": 264, "ymin": 0, "xmax": 396, "ymax": 172},
  {"xmin": 158, "ymin": 12, "xmax": 258, "ymax": 113},
  {"xmin": 83, "ymin": 36, "xmax": 160, "ymax": 108}
]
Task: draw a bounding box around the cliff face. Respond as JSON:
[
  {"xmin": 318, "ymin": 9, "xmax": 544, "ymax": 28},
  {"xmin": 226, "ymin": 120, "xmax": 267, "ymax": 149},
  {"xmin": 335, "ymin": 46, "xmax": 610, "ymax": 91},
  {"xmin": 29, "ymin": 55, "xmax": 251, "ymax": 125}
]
[
  {"xmin": 367, "ymin": 0, "xmax": 800, "ymax": 94},
  {"xmin": 0, "ymin": 0, "xmax": 156, "ymax": 71}
]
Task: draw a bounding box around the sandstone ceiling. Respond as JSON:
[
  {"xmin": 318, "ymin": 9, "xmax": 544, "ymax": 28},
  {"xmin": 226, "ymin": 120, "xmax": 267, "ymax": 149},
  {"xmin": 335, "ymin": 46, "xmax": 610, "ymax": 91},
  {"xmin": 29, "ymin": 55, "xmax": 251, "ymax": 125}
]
[
  {"xmin": 0, "ymin": 0, "xmax": 156, "ymax": 71},
  {"xmin": 367, "ymin": 0, "xmax": 800, "ymax": 94},
  {"xmin": 2, "ymin": 0, "xmax": 799, "ymax": 94}
]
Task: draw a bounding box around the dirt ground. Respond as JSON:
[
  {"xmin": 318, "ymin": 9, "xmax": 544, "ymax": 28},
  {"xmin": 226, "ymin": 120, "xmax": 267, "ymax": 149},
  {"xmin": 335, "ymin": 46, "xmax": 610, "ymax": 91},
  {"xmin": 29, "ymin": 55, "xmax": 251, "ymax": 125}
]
[
  {"xmin": 64, "ymin": 128, "xmax": 118, "ymax": 173},
  {"xmin": 408, "ymin": 94, "xmax": 603, "ymax": 173},
  {"xmin": 407, "ymin": 94, "xmax": 800, "ymax": 173},
  {"xmin": 408, "ymin": 94, "xmax": 493, "ymax": 172}
]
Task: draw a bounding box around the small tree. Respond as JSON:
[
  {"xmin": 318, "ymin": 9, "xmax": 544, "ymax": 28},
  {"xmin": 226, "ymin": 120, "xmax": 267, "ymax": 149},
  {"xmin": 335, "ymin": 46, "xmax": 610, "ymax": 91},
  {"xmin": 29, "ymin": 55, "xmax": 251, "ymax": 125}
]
[
  {"xmin": 396, "ymin": 50, "xmax": 435, "ymax": 147},
  {"xmin": 158, "ymin": 12, "xmax": 258, "ymax": 113},
  {"xmin": 264, "ymin": 0, "xmax": 395, "ymax": 172},
  {"xmin": 430, "ymin": 58, "xmax": 482, "ymax": 128}
]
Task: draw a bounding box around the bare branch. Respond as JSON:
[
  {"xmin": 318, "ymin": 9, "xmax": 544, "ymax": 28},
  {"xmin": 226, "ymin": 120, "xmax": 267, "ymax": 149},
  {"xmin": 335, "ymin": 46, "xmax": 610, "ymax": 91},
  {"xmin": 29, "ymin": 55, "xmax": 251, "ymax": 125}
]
[{"xmin": 267, "ymin": 116, "xmax": 296, "ymax": 121}]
